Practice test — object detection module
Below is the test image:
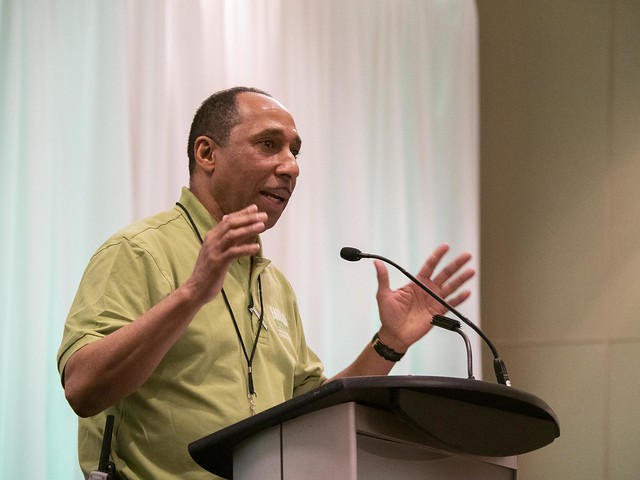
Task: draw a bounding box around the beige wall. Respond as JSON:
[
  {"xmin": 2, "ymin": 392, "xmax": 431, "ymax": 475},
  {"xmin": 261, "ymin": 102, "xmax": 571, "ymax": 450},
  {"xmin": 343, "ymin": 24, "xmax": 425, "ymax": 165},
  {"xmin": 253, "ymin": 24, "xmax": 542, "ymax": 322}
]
[{"xmin": 478, "ymin": 1, "xmax": 640, "ymax": 478}]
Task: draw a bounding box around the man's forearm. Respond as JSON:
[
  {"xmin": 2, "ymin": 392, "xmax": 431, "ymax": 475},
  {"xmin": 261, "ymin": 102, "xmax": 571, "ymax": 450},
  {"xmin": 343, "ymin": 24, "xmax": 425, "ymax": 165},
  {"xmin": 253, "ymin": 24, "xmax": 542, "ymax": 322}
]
[{"xmin": 63, "ymin": 284, "xmax": 205, "ymax": 417}]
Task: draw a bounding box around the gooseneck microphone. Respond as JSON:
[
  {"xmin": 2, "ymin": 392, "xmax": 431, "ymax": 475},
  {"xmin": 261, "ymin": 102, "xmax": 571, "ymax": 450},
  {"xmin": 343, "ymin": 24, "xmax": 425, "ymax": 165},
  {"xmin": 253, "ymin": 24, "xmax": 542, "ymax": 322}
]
[
  {"xmin": 340, "ymin": 246, "xmax": 511, "ymax": 386},
  {"xmin": 432, "ymin": 314, "xmax": 474, "ymax": 380}
]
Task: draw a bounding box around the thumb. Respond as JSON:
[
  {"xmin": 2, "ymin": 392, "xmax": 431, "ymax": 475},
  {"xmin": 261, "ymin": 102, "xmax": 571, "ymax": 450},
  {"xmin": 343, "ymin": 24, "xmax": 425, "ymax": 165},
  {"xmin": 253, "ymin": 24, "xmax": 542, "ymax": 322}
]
[{"xmin": 374, "ymin": 260, "xmax": 390, "ymax": 296}]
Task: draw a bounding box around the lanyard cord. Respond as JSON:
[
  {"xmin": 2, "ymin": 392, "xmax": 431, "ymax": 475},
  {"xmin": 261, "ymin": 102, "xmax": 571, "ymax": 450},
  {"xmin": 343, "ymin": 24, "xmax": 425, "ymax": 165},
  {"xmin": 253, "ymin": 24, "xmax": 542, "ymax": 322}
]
[
  {"xmin": 176, "ymin": 202, "xmax": 265, "ymax": 399},
  {"xmin": 221, "ymin": 279, "xmax": 263, "ymax": 396}
]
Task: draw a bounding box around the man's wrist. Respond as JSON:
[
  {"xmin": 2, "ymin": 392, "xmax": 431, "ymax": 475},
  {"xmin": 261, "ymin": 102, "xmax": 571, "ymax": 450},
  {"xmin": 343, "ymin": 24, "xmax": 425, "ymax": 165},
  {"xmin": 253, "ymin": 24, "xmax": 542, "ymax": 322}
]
[{"xmin": 371, "ymin": 332, "xmax": 406, "ymax": 362}]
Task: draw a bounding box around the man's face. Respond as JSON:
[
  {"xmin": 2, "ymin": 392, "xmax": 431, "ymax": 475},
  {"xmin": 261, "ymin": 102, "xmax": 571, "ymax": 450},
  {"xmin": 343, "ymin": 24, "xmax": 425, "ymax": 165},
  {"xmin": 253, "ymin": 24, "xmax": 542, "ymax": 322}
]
[{"xmin": 210, "ymin": 92, "xmax": 302, "ymax": 230}]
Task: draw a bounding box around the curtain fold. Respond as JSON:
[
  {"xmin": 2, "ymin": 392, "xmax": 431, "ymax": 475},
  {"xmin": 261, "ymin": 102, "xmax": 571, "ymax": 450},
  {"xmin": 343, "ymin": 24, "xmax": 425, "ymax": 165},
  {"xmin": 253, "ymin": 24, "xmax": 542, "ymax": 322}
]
[{"xmin": 0, "ymin": 1, "xmax": 478, "ymax": 476}]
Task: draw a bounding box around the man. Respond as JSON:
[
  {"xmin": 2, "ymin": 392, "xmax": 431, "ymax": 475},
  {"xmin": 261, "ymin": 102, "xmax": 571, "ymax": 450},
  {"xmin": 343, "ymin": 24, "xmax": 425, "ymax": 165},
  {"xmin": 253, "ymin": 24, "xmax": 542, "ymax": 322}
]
[{"xmin": 57, "ymin": 86, "xmax": 475, "ymax": 478}]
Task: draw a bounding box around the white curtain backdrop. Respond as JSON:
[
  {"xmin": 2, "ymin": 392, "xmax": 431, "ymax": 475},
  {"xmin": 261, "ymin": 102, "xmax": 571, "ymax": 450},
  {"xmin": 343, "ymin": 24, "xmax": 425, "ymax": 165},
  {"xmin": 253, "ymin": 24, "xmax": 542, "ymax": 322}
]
[{"xmin": 0, "ymin": 0, "xmax": 478, "ymax": 477}]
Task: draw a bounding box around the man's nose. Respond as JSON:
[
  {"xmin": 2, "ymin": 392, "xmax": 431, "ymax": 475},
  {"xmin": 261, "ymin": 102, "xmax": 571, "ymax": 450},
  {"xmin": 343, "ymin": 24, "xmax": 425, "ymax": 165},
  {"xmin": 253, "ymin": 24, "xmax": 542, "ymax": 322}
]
[{"xmin": 276, "ymin": 150, "xmax": 300, "ymax": 178}]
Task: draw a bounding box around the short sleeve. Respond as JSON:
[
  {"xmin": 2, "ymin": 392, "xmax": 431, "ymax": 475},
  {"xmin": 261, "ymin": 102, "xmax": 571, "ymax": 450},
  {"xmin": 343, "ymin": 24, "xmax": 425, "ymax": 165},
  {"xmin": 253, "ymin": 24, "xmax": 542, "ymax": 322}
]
[{"xmin": 56, "ymin": 237, "xmax": 173, "ymax": 382}]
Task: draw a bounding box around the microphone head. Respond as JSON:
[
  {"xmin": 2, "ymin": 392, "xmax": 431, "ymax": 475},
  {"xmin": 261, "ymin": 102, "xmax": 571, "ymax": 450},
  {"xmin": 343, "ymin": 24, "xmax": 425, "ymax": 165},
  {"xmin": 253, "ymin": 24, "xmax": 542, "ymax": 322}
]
[{"xmin": 340, "ymin": 247, "xmax": 362, "ymax": 262}]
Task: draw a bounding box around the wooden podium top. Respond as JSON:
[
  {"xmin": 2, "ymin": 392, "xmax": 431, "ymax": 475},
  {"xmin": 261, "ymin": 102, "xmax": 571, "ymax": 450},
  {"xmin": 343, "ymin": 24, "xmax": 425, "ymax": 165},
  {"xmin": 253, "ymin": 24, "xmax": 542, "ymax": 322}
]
[{"xmin": 189, "ymin": 375, "xmax": 560, "ymax": 478}]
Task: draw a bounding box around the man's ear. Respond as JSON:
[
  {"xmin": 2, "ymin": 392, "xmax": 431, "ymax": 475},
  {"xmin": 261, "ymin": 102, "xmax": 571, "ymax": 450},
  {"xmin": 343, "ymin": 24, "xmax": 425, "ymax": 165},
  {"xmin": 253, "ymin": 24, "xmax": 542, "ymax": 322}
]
[{"xmin": 193, "ymin": 136, "xmax": 217, "ymax": 173}]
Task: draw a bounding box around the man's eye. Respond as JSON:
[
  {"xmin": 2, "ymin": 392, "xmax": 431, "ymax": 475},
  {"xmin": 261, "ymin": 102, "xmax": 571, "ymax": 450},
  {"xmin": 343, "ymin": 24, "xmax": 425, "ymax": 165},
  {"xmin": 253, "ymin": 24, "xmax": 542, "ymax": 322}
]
[{"xmin": 261, "ymin": 140, "xmax": 276, "ymax": 149}]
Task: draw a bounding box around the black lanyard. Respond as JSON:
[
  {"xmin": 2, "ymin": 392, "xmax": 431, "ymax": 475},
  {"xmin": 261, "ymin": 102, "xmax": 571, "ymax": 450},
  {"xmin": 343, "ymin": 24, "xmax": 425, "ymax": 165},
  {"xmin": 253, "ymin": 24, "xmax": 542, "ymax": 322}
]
[{"xmin": 176, "ymin": 202, "xmax": 265, "ymax": 414}]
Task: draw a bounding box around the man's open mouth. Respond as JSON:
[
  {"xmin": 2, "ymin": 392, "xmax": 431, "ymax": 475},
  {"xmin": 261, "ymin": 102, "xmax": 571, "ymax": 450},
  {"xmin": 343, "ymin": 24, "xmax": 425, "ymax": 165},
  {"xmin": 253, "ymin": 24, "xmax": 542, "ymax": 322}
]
[{"xmin": 261, "ymin": 189, "xmax": 290, "ymax": 203}]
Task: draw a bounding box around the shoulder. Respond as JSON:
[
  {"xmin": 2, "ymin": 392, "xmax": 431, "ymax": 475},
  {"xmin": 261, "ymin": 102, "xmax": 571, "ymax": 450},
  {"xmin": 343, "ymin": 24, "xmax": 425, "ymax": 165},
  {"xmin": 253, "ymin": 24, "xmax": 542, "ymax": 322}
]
[
  {"xmin": 81, "ymin": 206, "xmax": 198, "ymax": 291},
  {"xmin": 92, "ymin": 207, "xmax": 194, "ymax": 260}
]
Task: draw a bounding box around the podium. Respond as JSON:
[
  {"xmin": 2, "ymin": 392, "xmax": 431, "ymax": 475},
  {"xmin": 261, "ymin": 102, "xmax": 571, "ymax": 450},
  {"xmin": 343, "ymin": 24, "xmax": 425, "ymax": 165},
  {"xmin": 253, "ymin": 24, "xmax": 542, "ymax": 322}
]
[{"xmin": 189, "ymin": 376, "xmax": 560, "ymax": 479}]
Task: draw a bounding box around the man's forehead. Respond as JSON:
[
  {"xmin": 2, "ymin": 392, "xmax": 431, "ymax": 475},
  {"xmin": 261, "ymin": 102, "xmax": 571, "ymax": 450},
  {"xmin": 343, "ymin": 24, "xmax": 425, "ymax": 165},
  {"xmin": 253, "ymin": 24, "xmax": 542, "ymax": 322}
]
[
  {"xmin": 234, "ymin": 92, "xmax": 300, "ymax": 140},
  {"xmin": 236, "ymin": 91, "xmax": 289, "ymax": 116}
]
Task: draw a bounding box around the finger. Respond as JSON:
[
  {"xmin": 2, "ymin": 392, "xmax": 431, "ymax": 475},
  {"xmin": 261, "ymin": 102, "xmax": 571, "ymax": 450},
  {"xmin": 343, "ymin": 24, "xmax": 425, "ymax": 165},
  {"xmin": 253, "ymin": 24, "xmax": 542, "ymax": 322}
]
[
  {"xmin": 440, "ymin": 268, "xmax": 476, "ymax": 298},
  {"xmin": 203, "ymin": 226, "xmax": 264, "ymax": 258},
  {"xmin": 432, "ymin": 252, "xmax": 472, "ymax": 286},
  {"xmin": 416, "ymin": 244, "xmax": 450, "ymax": 280},
  {"xmin": 218, "ymin": 218, "xmax": 266, "ymax": 245},
  {"xmin": 220, "ymin": 205, "xmax": 268, "ymax": 230},
  {"xmin": 212, "ymin": 208, "xmax": 268, "ymax": 247},
  {"xmin": 443, "ymin": 289, "xmax": 472, "ymax": 309}
]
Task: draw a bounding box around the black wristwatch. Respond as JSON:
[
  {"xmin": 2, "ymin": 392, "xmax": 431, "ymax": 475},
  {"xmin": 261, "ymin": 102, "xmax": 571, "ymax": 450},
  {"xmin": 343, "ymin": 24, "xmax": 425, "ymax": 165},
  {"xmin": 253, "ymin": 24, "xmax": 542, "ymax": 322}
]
[{"xmin": 371, "ymin": 332, "xmax": 405, "ymax": 362}]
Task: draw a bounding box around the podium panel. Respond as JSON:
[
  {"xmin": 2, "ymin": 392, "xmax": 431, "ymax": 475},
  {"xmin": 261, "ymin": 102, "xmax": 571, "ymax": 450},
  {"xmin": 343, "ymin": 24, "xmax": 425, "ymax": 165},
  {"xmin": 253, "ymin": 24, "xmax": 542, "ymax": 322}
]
[{"xmin": 234, "ymin": 403, "xmax": 516, "ymax": 479}]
